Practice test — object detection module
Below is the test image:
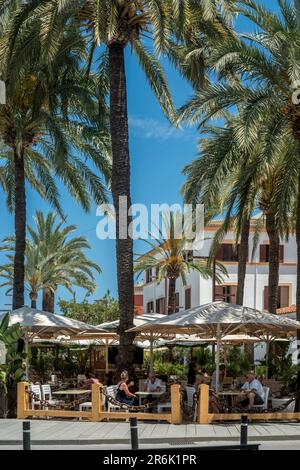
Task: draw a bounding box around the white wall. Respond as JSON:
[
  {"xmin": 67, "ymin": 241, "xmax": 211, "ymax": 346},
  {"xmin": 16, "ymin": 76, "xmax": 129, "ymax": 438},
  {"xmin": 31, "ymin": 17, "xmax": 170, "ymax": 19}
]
[{"xmin": 142, "ymin": 228, "xmax": 297, "ymax": 314}]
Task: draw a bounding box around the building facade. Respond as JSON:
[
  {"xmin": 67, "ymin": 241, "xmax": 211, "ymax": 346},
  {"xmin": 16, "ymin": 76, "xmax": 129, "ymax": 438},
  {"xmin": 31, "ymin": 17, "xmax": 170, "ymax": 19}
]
[{"xmin": 142, "ymin": 219, "xmax": 297, "ymax": 315}]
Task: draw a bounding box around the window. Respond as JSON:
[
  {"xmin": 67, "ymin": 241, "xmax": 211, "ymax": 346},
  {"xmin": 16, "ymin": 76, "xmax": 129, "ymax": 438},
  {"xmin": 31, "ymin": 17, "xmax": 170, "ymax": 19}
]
[
  {"xmin": 175, "ymin": 293, "xmax": 180, "ymax": 312},
  {"xmin": 183, "ymin": 250, "xmax": 193, "ymax": 262},
  {"xmin": 156, "ymin": 297, "xmax": 166, "ymax": 314},
  {"xmin": 146, "ymin": 301, "xmax": 154, "ymax": 313},
  {"xmin": 260, "ymin": 245, "xmax": 284, "ymax": 263},
  {"xmin": 145, "ymin": 268, "xmax": 152, "ymax": 284},
  {"xmin": 215, "ymin": 285, "xmax": 237, "ymax": 304},
  {"xmin": 263, "ymin": 286, "xmax": 290, "ymax": 310},
  {"xmin": 216, "ymin": 244, "xmax": 239, "ymax": 262},
  {"xmin": 185, "ymin": 288, "xmax": 192, "ymax": 309}
]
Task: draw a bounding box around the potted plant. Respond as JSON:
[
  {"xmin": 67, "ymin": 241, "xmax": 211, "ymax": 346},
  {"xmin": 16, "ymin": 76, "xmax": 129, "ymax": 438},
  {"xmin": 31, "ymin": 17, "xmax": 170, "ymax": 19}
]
[{"xmin": 0, "ymin": 313, "xmax": 26, "ymax": 418}]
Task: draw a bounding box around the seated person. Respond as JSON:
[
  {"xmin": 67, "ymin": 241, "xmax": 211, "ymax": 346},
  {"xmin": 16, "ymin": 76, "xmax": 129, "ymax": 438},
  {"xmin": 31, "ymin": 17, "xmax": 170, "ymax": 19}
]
[
  {"xmin": 83, "ymin": 372, "xmax": 100, "ymax": 390},
  {"xmin": 187, "ymin": 357, "xmax": 197, "ymax": 385},
  {"xmin": 105, "ymin": 371, "xmax": 114, "ymax": 387},
  {"xmin": 200, "ymin": 368, "xmax": 210, "ymax": 379},
  {"xmin": 237, "ymin": 373, "xmax": 265, "ymax": 409},
  {"xmin": 193, "ymin": 375, "xmax": 222, "ymax": 415},
  {"xmin": 194, "ymin": 374, "xmax": 205, "ymax": 392},
  {"xmin": 143, "ymin": 372, "xmax": 162, "ymax": 393},
  {"xmin": 210, "ymin": 364, "xmax": 226, "ymax": 391},
  {"xmin": 116, "ymin": 370, "xmax": 138, "ymax": 406},
  {"xmin": 27, "ymin": 368, "xmax": 40, "ymax": 384}
]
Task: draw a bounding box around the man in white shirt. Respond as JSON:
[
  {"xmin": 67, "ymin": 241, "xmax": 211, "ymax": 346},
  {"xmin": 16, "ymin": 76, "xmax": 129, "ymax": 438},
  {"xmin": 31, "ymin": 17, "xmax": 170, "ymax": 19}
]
[
  {"xmin": 144, "ymin": 372, "xmax": 162, "ymax": 392},
  {"xmin": 237, "ymin": 373, "xmax": 265, "ymax": 408}
]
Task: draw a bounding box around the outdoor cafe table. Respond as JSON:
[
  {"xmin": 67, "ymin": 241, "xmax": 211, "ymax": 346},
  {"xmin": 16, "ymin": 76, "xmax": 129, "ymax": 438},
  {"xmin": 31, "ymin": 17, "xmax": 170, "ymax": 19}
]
[
  {"xmin": 136, "ymin": 391, "xmax": 164, "ymax": 406},
  {"xmin": 218, "ymin": 391, "xmax": 240, "ymax": 408},
  {"xmin": 52, "ymin": 389, "xmax": 91, "ymax": 409}
]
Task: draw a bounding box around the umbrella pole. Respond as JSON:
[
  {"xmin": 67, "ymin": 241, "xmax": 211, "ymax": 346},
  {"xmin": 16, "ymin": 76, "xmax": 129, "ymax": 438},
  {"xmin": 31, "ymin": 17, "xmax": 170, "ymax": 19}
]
[
  {"xmin": 105, "ymin": 340, "xmax": 109, "ymax": 374},
  {"xmin": 25, "ymin": 336, "xmax": 29, "ymax": 379},
  {"xmin": 266, "ymin": 338, "xmax": 270, "ymax": 380},
  {"xmin": 150, "ymin": 333, "xmax": 154, "ymax": 374},
  {"xmin": 216, "ymin": 324, "xmax": 221, "ymax": 394}
]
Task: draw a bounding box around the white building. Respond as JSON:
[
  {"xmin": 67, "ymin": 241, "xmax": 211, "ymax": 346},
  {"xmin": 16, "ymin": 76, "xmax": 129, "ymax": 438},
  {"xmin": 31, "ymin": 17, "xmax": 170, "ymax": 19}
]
[
  {"xmin": 141, "ymin": 219, "xmax": 297, "ymax": 363},
  {"xmin": 142, "ymin": 219, "xmax": 296, "ymax": 314}
]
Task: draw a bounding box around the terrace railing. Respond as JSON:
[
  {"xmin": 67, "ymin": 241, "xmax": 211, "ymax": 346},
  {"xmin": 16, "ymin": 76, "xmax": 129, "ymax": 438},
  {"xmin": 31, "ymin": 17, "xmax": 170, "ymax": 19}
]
[
  {"xmin": 197, "ymin": 384, "xmax": 300, "ymax": 424},
  {"xmin": 17, "ymin": 382, "xmax": 182, "ymax": 424}
]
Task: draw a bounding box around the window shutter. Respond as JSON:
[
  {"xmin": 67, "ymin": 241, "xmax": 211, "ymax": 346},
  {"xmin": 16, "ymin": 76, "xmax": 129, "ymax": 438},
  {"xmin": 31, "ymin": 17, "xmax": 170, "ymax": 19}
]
[
  {"xmin": 279, "ymin": 246, "xmax": 284, "ymax": 263},
  {"xmin": 185, "ymin": 288, "xmax": 191, "ymax": 309},
  {"xmin": 175, "ymin": 293, "xmax": 180, "ymax": 312},
  {"xmin": 264, "ymin": 286, "xmax": 269, "ymax": 310},
  {"xmin": 260, "ymin": 245, "xmax": 267, "ymax": 262},
  {"xmin": 230, "ymin": 286, "xmax": 237, "ymax": 304},
  {"xmin": 215, "ymin": 285, "xmax": 224, "ymax": 301},
  {"xmin": 279, "ymin": 286, "xmax": 289, "ymax": 308},
  {"xmin": 147, "ymin": 301, "xmax": 154, "ymax": 313},
  {"xmin": 216, "ymin": 245, "xmax": 223, "ymax": 260}
]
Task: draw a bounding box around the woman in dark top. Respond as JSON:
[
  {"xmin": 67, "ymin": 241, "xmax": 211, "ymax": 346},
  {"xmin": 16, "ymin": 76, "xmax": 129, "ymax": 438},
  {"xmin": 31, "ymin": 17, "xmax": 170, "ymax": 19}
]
[
  {"xmin": 187, "ymin": 357, "xmax": 197, "ymax": 385},
  {"xmin": 116, "ymin": 370, "xmax": 138, "ymax": 406}
]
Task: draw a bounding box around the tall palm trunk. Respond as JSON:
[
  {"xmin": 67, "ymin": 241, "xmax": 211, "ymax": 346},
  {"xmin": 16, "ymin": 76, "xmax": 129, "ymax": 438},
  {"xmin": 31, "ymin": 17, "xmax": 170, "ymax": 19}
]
[
  {"xmin": 236, "ymin": 217, "xmax": 250, "ymax": 306},
  {"xmin": 109, "ymin": 43, "xmax": 135, "ymax": 372},
  {"xmin": 236, "ymin": 217, "xmax": 253, "ymax": 363},
  {"xmin": 13, "ymin": 149, "xmax": 26, "ymax": 310},
  {"xmin": 265, "ymin": 211, "xmax": 280, "ymax": 314},
  {"xmin": 30, "ymin": 292, "xmax": 37, "ymax": 309},
  {"xmin": 168, "ymin": 277, "xmax": 176, "ymax": 314},
  {"xmin": 295, "ymin": 170, "xmax": 300, "ymax": 411},
  {"xmin": 42, "ymin": 288, "xmax": 55, "ymax": 313}
]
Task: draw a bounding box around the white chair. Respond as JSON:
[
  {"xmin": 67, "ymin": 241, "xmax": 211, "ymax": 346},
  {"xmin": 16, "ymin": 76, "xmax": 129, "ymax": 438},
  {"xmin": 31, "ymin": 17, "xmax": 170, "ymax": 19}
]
[
  {"xmin": 77, "ymin": 374, "xmax": 86, "ymax": 385},
  {"xmin": 79, "ymin": 386, "xmax": 107, "ymax": 419},
  {"xmin": 41, "ymin": 384, "xmax": 64, "ymax": 409},
  {"xmin": 107, "ymin": 385, "xmax": 123, "ymax": 412},
  {"xmin": 185, "ymin": 386, "xmax": 195, "ymax": 409},
  {"xmin": 157, "ymin": 401, "xmax": 171, "ymax": 413},
  {"xmin": 29, "ymin": 384, "xmax": 42, "ymax": 410},
  {"xmin": 252, "ymin": 386, "xmax": 270, "ymax": 411},
  {"xmin": 185, "ymin": 385, "xmax": 197, "ymax": 422},
  {"xmin": 272, "ymin": 397, "xmax": 295, "ymax": 412},
  {"xmin": 106, "ymin": 385, "xmax": 129, "ymax": 421}
]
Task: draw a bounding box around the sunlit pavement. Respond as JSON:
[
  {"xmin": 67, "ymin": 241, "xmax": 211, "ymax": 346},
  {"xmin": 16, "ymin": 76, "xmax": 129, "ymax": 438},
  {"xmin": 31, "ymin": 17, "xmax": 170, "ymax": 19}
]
[{"xmin": 1, "ymin": 440, "xmax": 300, "ymax": 450}]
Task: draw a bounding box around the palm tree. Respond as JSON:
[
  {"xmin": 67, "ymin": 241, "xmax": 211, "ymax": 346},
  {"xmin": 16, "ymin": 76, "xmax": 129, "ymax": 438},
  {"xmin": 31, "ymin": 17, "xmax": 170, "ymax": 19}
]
[
  {"xmin": 182, "ymin": 111, "xmax": 295, "ymax": 312},
  {"xmin": 134, "ymin": 212, "xmax": 226, "ymax": 314},
  {"xmin": 0, "ymin": 212, "xmax": 101, "ymax": 311},
  {"xmin": 28, "ymin": 211, "xmax": 101, "ymax": 312},
  {"xmin": 1, "ymin": 0, "xmax": 238, "ymax": 373},
  {"xmin": 0, "ymin": 9, "xmax": 110, "ymax": 310},
  {"xmin": 182, "ymin": 116, "xmax": 253, "ymax": 306},
  {"xmin": 179, "ymin": 0, "xmax": 300, "ymax": 401},
  {"xmin": 178, "ymin": 1, "xmax": 300, "ymax": 314}
]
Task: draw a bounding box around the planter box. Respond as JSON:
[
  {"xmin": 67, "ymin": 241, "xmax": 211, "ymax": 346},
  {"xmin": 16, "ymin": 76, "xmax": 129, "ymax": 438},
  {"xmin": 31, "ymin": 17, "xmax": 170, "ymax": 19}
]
[
  {"xmin": 272, "ymin": 398, "xmax": 295, "ymax": 413},
  {"xmin": 0, "ymin": 390, "xmax": 8, "ymax": 418}
]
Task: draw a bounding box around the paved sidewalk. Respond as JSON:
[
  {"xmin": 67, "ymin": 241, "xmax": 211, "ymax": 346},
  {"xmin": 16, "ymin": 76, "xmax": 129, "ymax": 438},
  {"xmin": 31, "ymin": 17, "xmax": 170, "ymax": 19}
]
[{"xmin": 1, "ymin": 420, "xmax": 300, "ymax": 446}]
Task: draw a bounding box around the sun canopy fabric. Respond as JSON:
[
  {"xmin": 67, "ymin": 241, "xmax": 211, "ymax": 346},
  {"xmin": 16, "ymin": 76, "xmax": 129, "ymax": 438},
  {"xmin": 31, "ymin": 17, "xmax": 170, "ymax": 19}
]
[
  {"xmin": 0, "ymin": 306, "xmax": 109, "ymax": 339},
  {"xmin": 98, "ymin": 313, "xmax": 166, "ymax": 331},
  {"xmin": 163, "ymin": 334, "xmax": 267, "ymax": 346},
  {"xmin": 127, "ymin": 302, "xmax": 300, "ymax": 338},
  {"xmin": 126, "ymin": 302, "xmax": 300, "ymax": 392},
  {"xmin": 98, "ymin": 313, "xmax": 174, "ymax": 341}
]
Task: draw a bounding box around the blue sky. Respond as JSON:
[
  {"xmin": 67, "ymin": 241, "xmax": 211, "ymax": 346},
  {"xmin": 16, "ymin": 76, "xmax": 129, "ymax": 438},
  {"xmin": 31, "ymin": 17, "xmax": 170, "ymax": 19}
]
[{"xmin": 0, "ymin": 1, "xmax": 279, "ymax": 312}]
